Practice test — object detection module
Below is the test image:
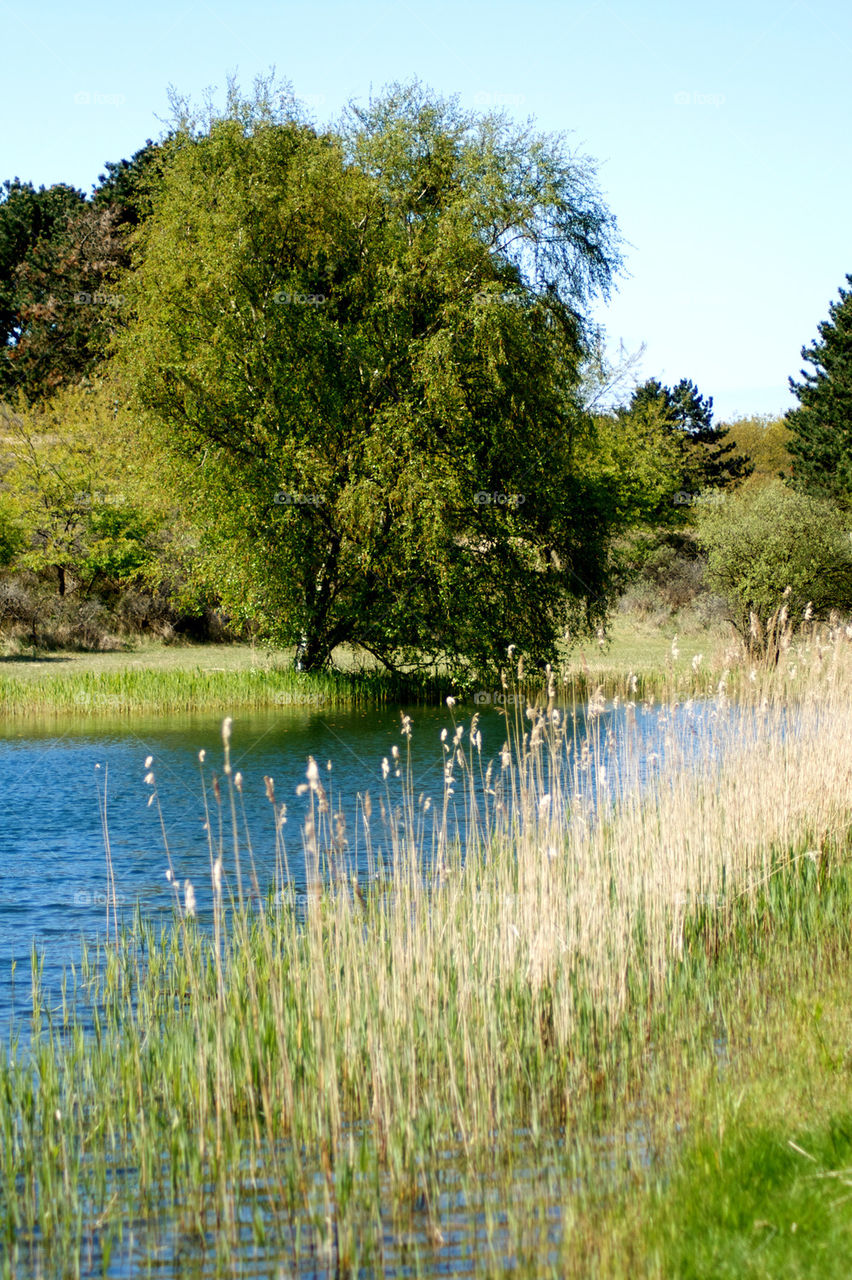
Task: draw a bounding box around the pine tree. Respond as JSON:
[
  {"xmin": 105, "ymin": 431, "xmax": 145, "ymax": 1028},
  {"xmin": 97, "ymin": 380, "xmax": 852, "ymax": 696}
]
[
  {"xmin": 625, "ymin": 377, "xmax": 751, "ymax": 504},
  {"xmin": 787, "ymin": 274, "xmax": 852, "ymax": 506}
]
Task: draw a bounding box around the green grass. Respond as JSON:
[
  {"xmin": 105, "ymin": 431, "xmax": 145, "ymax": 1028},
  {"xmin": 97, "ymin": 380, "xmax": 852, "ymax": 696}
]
[
  {"xmin": 566, "ymin": 612, "xmax": 725, "ymax": 676},
  {"xmin": 0, "ymin": 641, "xmax": 453, "ymax": 717},
  {"xmin": 650, "ymin": 1120, "xmax": 852, "ymax": 1278},
  {"xmin": 633, "ymin": 866, "xmax": 852, "ymax": 1280},
  {"xmin": 3, "ymin": 639, "xmax": 852, "ymax": 1276},
  {"xmin": 0, "ymin": 620, "xmax": 730, "ymax": 718}
]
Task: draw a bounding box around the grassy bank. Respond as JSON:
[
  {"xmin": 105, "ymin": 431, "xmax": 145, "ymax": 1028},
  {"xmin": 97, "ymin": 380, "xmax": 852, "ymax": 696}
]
[
  {"xmin": 555, "ymin": 852, "xmax": 852, "ymax": 1277},
  {"xmin": 638, "ymin": 860, "xmax": 852, "ymax": 1279},
  {"xmin": 2, "ymin": 635, "xmax": 852, "ymax": 1275},
  {"xmin": 0, "ymin": 618, "xmax": 728, "ymax": 718},
  {"xmin": 0, "ymin": 641, "xmax": 453, "ymax": 718}
]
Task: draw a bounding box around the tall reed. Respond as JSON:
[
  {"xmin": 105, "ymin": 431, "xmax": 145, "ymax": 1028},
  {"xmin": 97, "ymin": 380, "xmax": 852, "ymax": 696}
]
[
  {"xmin": 0, "ymin": 660, "xmax": 454, "ymax": 719},
  {"xmin": 2, "ymin": 626, "xmax": 852, "ymax": 1275}
]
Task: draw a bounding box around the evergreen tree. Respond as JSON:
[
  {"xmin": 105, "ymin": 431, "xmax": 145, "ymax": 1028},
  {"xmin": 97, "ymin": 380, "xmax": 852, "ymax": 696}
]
[
  {"xmin": 93, "ymin": 139, "xmax": 171, "ymax": 227},
  {"xmin": 0, "ymin": 144, "xmax": 167, "ymax": 402},
  {"xmin": 10, "ymin": 202, "xmax": 129, "ymax": 398},
  {"xmin": 625, "ymin": 377, "xmax": 751, "ymax": 503},
  {"xmin": 0, "ymin": 179, "xmax": 85, "ymax": 394},
  {"xmin": 787, "ymin": 274, "xmax": 852, "ymax": 506}
]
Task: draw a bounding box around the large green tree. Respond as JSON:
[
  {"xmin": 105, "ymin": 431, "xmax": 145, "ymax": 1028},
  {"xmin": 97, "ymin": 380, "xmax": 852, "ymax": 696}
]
[
  {"xmin": 119, "ymin": 80, "xmax": 623, "ymax": 673},
  {"xmin": 787, "ymin": 274, "xmax": 852, "ymax": 505}
]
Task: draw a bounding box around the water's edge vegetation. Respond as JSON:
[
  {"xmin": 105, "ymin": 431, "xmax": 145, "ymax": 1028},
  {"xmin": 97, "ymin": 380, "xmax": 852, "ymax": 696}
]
[
  {"xmin": 0, "ymin": 628, "xmax": 718, "ymax": 720},
  {"xmin": 2, "ymin": 630, "xmax": 852, "ymax": 1277}
]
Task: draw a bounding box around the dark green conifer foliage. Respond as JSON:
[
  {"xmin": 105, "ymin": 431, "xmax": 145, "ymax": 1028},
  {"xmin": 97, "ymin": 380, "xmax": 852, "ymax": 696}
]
[{"xmin": 787, "ymin": 274, "xmax": 852, "ymax": 506}]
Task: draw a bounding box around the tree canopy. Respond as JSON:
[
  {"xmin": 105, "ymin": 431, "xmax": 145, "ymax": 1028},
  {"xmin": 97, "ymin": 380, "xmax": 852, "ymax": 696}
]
[
  {"xmin": 0, "ymin": 179, "xmax": 85, "ymax": 395},
  {"xmin": 0, "ymin": 385, "xmax": 173, "ymax": 600},
  {"xmin": 625, "ymin": 377, "xmax": 752, "ymax": 505},
  {"xmin": 118, "ymin": 80, "xmax": 624, "ymax": 673},
  {"xmin": 787, "ymin": 274, "xmax": 852, "ymax": 506},
  {"xmin": 0, "ymin": 142, "xmax": 171, "ymax": 403},
  {"xmin": 695, "ymin": 480, "xmax": 852, "ymax": 654}
]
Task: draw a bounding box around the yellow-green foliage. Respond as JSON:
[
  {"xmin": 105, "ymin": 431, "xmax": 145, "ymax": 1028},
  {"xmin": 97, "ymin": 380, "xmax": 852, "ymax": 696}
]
[
  {"xmin": 720, "ymin": 414, "xmax": 792, "ymax": 489},
  {"xmin": 581, "ymin": 406, "xmax": 684, "ymax": 529},
  {"xmin": 0, "ymin": 383, "xmax": 171, "ymax": 590}
]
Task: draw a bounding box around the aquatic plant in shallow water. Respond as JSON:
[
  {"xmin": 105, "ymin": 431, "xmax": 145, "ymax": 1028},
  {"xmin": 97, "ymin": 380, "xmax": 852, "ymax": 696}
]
[{"xmin": 4, "ymin": 635, "xmax": 852, "ymax": 1273}]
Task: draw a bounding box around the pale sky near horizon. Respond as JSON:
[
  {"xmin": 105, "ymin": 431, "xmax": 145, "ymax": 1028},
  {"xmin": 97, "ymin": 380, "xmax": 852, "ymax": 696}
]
[{"xmin": 3, "ymin": 0, "xmax": 850, "ymax": 421}]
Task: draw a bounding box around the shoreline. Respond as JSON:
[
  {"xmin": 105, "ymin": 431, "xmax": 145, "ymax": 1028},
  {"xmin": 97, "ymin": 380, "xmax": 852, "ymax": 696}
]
[{"xmin": 0, "ymin": 623, "xmax": 724, "ymax": 719}]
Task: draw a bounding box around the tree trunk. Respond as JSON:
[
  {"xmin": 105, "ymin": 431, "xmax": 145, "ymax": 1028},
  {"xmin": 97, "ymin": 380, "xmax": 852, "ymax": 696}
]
[
  {"xmin": 296, "ymin": 620, "xmax": 353, "ymax": 672},
  {"xmin": 297, "ymin": 633, "xmax": 334, "ymax": 672}
]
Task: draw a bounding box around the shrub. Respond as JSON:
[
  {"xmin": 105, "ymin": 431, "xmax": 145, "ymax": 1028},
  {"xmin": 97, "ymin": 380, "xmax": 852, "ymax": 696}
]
[{"xmin": 694, "ymin": 481, "xmax": 852, "ymax": 654}]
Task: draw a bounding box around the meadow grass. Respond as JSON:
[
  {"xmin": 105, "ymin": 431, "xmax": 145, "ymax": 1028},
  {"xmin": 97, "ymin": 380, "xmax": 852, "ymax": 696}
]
[
  {"xmin": 0, "ymin": 642, "xmax": 453, "ymax": 718},
  {"xmin": 634, "ymin": 863, "xmax": 852, "ymax": 1279},
  {"xmin": 0, "ymin": 619, "xmax": 729, "ymax": 718},
  {"xmin": 553, "ymin": 852, "xmax": 852, "ymax": 1277},
  {"xmin": 1, "ymin": 625, "xmax": 851, "ymax": 1276}
]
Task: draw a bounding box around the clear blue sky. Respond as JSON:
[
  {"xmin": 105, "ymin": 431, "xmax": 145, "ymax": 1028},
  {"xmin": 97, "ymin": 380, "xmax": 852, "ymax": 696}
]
[{"xmin": 3, "ymin": 0, "xmax": 850, "ymax": 421}]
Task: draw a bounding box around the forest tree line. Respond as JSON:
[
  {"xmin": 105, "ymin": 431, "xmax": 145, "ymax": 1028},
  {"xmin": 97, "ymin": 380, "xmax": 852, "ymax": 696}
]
[{"xmin": 1, "ymin": 80, "xmax": 848, "ymax": 669}]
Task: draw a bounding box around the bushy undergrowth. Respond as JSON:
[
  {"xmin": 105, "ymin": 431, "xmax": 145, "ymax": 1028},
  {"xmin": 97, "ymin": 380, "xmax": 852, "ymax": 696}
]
[{"xmin": 0, "ymin": 570, "xmax": 234, "ymax": 653}]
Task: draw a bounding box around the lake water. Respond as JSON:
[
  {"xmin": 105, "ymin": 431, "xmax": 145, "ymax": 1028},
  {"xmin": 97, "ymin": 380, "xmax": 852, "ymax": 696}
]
[
  {"xmin": 0, "ymin": 703, "xmax": 449, "ymax": 1028},
  {"xmin": 0, "ymin": 692, "xmax": 754, "ymax": 1277},
  {"xmin": 0, "ymin": 695, "xmax": 735, "ymax": 1037}
]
